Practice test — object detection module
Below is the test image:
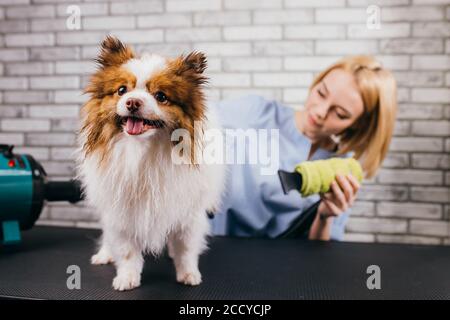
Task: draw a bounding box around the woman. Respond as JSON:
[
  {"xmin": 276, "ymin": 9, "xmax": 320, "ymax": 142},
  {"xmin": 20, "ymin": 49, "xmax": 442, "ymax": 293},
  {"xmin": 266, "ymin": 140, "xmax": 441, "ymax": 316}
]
[{"xmin": 210, "ymin": 55, "xmax": 398, "ymax": 241}]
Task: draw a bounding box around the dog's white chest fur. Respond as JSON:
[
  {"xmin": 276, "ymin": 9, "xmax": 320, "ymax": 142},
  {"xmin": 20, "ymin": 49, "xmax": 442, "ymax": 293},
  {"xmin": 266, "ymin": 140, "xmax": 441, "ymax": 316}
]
[{"xmin": 77, "ymin": 120, "xmax": 225, "ymax": 256}]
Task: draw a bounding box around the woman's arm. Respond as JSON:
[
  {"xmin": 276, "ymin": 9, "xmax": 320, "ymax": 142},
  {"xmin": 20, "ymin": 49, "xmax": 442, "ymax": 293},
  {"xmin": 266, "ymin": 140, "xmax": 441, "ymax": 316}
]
[
  {"xmin": 308, "ymin": 174, "xmax": 360, "ymax": 241},
  {"xmin": 308, "ymin": 207, "xmax": 334, "ymax": 240}
]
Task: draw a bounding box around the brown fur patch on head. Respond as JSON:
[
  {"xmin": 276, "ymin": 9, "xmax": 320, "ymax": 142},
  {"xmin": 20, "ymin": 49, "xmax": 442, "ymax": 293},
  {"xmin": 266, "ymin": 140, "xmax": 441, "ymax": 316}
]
[
  {"xmin": 147, "ymin": 52, "xmax": 208, "ymax": 164},
  {"xmin": 85, "ymin": 66, "xmax": 136, "ymax": 100},
  {"xmin": 80, "ymin": 36, "xmax": 136, "ymax": 165},
  {"xmin": 85, "ymin": 36, "xmax": 136, "ymax": 99},
  {"xmin": 95, "ymin": 35, "xmax": 134, "ymax": 69}
]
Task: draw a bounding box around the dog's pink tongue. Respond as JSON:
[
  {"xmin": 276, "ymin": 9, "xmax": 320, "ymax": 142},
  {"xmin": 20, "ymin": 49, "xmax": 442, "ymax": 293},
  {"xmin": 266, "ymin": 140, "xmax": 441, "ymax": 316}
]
[{"xmin": 126, "ymin": 118, "xmax": 144, "ymax": 135}]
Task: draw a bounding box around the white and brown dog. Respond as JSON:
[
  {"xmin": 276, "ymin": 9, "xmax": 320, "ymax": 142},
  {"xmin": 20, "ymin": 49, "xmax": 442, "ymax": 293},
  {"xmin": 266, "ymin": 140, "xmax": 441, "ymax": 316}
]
[{"xmin": 76, "ymin": 36, "xmax": 225, "ymax": 291}]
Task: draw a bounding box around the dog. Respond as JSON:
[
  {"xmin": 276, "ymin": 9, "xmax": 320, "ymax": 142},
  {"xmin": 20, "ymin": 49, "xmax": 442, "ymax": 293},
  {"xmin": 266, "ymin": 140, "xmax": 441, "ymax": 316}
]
[{"xmin": 75, "ymin": 36, "xmax": 225, "ymax": 291}]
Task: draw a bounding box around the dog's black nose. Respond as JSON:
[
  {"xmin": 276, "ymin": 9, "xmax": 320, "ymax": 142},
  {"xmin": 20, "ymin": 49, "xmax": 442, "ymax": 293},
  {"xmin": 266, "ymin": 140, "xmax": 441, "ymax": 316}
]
[{"xmin": 126, "ymin": 98, "xmax": 143, "ymax": 113}]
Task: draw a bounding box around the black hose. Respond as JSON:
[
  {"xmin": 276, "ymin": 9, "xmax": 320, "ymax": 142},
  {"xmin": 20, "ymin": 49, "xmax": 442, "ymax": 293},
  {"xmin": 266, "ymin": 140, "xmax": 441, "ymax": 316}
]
[
  {"xmin": 277, "ymin": 200, "xmax": 321, "ymax": 239},
  {"xmin": 44, "ymin": 180, "xmax": 84, "ymax": 203}
]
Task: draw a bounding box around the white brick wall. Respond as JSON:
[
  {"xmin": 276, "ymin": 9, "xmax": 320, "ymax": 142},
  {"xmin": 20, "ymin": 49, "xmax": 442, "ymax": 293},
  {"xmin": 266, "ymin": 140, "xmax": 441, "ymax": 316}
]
[{"xmin": 0, "ymin": 0, "xmax": 448, "ymax": 245}]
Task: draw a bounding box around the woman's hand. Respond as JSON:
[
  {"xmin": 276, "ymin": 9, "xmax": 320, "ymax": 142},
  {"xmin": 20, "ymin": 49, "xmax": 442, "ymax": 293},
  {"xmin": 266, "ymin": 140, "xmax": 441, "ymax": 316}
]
[
  {"xmin": 309, "ymin": 174, "xmax": 361, "ymax": 241},
  {"xmin": 318, "ymin": 174, "xmax": 361, "ymax": 219}
]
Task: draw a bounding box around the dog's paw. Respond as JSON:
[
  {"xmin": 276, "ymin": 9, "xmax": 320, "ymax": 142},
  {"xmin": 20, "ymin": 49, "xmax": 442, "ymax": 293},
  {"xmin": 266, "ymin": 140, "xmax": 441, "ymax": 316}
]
[
  {"xmin": 112, "ymin": 272, "xmax": 141, "ymax": 291},
  {"xmin": 177, "ymin": 270, "xmax": 202, "ymax": 286},
  {"xmin": 91, "ymin": 251, "xmax": 113, "ymax": 265}
]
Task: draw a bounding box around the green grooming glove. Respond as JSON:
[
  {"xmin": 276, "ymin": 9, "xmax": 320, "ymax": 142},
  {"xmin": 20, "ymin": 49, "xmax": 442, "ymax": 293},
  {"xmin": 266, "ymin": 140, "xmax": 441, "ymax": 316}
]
[{"xmin": 295, "ymin": 158, "xmax": 363, "ymax": 197}]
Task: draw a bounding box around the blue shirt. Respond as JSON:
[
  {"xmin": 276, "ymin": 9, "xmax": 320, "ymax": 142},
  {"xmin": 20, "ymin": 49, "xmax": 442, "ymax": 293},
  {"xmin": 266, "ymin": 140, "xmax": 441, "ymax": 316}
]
[{"xmin": 210, "ymin": 95, "xmax": 350, "ymax": 240}]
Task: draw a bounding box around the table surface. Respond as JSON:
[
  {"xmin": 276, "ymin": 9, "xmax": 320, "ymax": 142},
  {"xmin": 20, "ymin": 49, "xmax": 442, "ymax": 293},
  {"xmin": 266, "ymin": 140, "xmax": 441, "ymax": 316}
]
[{"xmin": 0, "ymin": 226, "xmax": 449, "ymax": 300}]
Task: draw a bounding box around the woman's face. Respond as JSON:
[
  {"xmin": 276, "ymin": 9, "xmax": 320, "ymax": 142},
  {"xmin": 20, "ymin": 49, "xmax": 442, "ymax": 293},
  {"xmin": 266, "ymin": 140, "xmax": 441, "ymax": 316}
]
[{"xmin": 301, "ymin": 68, "xmax": 364, "ymax": 143}]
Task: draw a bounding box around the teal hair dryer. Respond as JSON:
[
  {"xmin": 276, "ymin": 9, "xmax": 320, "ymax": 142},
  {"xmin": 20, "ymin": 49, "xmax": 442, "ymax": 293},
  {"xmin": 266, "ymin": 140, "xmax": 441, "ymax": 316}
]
[{"xmin": 0, "ymin": 144, "xmax": 84, "ymax": 245}]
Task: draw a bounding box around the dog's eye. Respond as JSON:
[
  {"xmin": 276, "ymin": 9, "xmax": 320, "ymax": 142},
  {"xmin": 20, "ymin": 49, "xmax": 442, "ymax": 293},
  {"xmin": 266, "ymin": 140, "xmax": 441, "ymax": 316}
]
[
  {"xmin": 154, "ymin": 91, "xmax": 167, "ymax": 103},
  {"xmin": 117, "ymin": 86, "xmax": 127, "ymax": 96}
]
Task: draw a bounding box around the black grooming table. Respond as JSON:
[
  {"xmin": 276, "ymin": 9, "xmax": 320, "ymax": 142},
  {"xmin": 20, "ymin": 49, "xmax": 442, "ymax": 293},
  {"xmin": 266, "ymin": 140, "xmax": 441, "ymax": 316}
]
[{"xmin": 0, "ymin": 226, "xmax": 449, "ymax": 300}]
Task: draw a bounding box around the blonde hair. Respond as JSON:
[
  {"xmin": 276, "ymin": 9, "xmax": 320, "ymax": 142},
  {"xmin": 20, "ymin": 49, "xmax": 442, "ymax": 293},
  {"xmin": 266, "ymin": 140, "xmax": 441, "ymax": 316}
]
[{"xmin": 310, "ymin": 55, "xmax": 398, "ymax": 179}]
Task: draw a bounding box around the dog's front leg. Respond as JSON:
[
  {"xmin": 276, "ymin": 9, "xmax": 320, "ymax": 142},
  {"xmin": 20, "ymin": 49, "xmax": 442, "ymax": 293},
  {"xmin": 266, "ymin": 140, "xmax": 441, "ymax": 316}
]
[
  {"xmin": 169, "ymin": 214, "xmax": 209, "ymax": 286},
  {"xmin": 110, "ymin": 238, "xmax": 144, "ymax": 291},
  {"xmin": 91, "ymin": 229, "xmax": 114, "ymax": 265}
]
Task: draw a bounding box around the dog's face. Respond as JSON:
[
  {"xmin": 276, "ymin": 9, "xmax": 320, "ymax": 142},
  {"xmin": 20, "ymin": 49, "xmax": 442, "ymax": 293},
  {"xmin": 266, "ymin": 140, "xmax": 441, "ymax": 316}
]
[{"xmin": 81, "ymin": 36, "xmax": 207, "ymax": 158}]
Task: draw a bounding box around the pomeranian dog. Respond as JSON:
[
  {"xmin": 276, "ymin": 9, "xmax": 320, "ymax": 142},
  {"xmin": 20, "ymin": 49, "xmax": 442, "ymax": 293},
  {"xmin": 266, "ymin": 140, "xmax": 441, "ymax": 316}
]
[{"xmin": 76, "ymin": 36, "xmax": 225, "ymax": 291}]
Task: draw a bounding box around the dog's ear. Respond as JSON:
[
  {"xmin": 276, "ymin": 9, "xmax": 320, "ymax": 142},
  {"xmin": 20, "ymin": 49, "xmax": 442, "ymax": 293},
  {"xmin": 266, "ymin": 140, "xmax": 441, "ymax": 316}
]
[
  {"xmin": 95, "ymin": 35, "xmax": 134, "ymax": 68},
  {"xmin": 179, "ymin": 51, "xmax": 207, "ymax": 74},
  {"xmin": 172, "ymin": 51, "xmax": 208, "ymax": 88}
]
